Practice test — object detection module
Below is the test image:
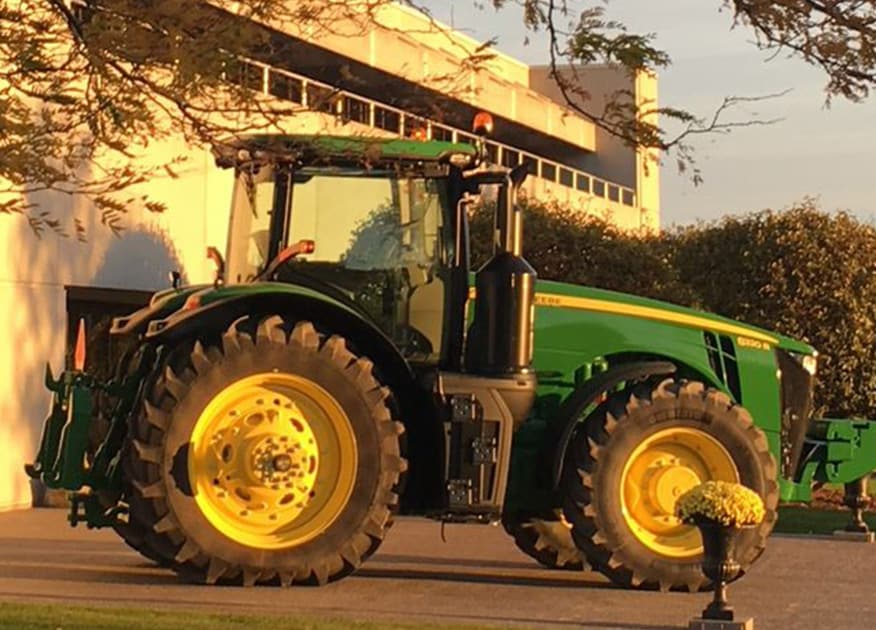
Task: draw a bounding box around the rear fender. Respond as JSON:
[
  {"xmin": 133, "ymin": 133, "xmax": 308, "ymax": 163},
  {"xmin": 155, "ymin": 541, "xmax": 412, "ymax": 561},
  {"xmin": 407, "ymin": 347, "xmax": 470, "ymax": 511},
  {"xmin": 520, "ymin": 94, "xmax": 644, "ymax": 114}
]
[{"xmin": 144, "ymin": 290, "xmax": 417, "ymax": 396}]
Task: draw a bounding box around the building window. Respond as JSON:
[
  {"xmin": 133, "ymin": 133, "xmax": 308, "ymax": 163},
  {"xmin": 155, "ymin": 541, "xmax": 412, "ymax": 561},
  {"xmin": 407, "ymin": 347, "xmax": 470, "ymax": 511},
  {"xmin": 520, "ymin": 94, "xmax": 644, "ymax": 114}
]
[
  {"xmin": 455, "ymin": 132, "xmax": 477, "ymax": 146},
  {"xmin": 521, "ymin": 155, "xmax": 537, "ymax": 176},
  {"xmin": 576, "ymin": 173, "xmax": 591, "ymax": 193},
  {"xmin": 403, "ymin": 115, "xmax": 428, "ymax": 139},
  {"xmin": 65, "ymin": 286, "xmax": 152, "ymax": 380},
  {"xmin": 431, "ymin": 125, "xmax": 454, "ymax": 142},
  {"xmin": 540, "ymin": 162, "xmax": 557, "ymax": 182},
  {"xmin": 306, "ymin": 83, "xmax": 336, "ymax": 112},
  {"xmin": 268, "ymin": 71, "xmax": 303, "ymax": 104},
  {"xmin": 501, "ymin": 149, "xmax": 519, "ymax": 168},
  {"xmin": 485, "ymin": 142, "xmax": 499, "ymax": 164},
  {"xmin": 593, "ymin": 180, "xmax": 606, "ymax": 197},
  {"xmin": 228, "ymin": 59, "xmax": 264, "ymax": 93},
  {"xmin": 374, "ymin": 106, "xmax": 401, "ymax": 133},
  {"xmin": 622, "ymin": 189, "xmax": 636, "ymax": 206},
  {"xmin": 343, "ymin": 95, "xmax": 370, "ymax": 124},
  {"xmin": 608, "ymin": 184, "xmax": 620, "ymax": 202},
  {"xmin": 559, "ymin": 168, "xmax": 574, "ymax": 188}
]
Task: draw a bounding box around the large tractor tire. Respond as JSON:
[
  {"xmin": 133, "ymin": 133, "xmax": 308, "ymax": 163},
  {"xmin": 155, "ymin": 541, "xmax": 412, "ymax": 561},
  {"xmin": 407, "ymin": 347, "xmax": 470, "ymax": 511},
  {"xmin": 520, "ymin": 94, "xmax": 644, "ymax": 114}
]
[
  {"xmin": 125, "ymin": 315, "xmax": 406, "ymax": 585},
  {"xmin": 502, "ymin": 510, "xmax": 586, "ymax": 571},
  {"xmin": 88, "ymin": 344, "xmax": 172, "ymax": 567},
  {"xmin": 561, "ymin": 379, "xmax": 778, "ymax": 592}
]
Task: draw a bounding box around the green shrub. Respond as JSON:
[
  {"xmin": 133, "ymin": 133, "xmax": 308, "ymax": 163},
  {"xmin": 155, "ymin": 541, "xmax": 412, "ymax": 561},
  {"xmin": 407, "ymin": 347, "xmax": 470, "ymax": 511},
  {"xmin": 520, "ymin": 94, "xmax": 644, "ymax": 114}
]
[
  {"xmin": 469, "ymin": 197, "xmax": 697, "ymax": 305},
  {"xmin": 672, "ymin": 201, "xmax": 876, "ymax": 418}
]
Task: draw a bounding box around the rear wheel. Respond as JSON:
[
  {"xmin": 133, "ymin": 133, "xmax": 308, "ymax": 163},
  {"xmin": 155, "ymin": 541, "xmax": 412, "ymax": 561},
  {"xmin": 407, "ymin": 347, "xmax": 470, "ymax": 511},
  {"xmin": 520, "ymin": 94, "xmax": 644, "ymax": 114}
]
[
  {"xmin": 561, "ymin": 379, "xmax": 778, "ymax": 591},
  {"xmin": 502, "ymin": 510, "xmax": 585, "ymax": 570},
  {"xmin": 126, "ymin": 315, "xmax": 405, "ymax": 585}
]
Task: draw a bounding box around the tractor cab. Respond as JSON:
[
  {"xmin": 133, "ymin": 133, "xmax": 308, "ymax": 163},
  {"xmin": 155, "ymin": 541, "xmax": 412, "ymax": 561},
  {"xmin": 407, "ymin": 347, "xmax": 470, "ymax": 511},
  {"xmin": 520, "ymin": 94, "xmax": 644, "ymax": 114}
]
[
  {"xmin": 219, "ymin": 137, "xmax": 473, "ymax": 364},
  {"xmin": 214, "ymin": 131, "xmax": 532, "ymax": 376}
]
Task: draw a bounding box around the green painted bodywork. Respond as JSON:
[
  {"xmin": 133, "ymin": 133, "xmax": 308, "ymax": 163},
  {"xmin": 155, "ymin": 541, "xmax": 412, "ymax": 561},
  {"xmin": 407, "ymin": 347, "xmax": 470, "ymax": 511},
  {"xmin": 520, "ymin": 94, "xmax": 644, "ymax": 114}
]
[{"xmin": 220, "ymin": 134, "xmax": 478, "ymax": 165}]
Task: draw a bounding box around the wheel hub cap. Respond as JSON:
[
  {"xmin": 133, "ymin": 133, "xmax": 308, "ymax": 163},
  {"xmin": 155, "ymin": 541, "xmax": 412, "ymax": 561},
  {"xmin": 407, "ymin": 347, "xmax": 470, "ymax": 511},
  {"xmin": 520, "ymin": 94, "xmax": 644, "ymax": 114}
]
[
  {"xmin": 620, "ymin": 427, "xmax": 740, "ymax": 558},
  {"xmin": 188, "ymin": 372, "xmax": 357, "ymax": 550}
]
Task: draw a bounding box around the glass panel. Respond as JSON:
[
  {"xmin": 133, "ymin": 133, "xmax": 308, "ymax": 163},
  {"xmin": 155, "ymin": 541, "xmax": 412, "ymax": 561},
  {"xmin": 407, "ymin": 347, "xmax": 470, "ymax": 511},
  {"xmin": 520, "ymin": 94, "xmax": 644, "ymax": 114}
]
[
  {"xmin": 540, "ymin": 161, "xmax": 557, "ymax": 182},
  {"xmin": 403, "ymin": 116, "xmax": 427, "ymax": 139},
  {"xmin": 559, "ymin": 168, "xmax": 574, "ymax": 187},
  {"xmin": 456, "ymin": 132, "xmax": 477, "ymax": 147},
  {"xmin": 306, "ymin": 84, "xmax": 335, "ymax": 112},
  {"xmin": 501, "ymin": 149, "xmax": 519, "ymax": 168},
  {"xmin": 608, "ymin": 184, "xmax": 620, "ymax": 202},
  {"xmin": 431, "ymin": 125, "xmax": 454, "ymax": 142},
  {"xmin": 593, "ymin": 179, "xmax": 606, "ymax": 197},
  {"xmin": 269, "ymin": 71, "xmax": 303, "ymax": 103},
  {"xmin": 343, "ymin": 96, "xmax": 369, "ymax": 124},
  {"xmin": 576, "ymin": 173, "xmax": 591, "ymax": 192},
  {"xmin": 284, "ymin": 170, "xmax": 450, "ymax": 360},
  {"xmin": 227, "ymin": 59, "xmax": 264, "ymax": 92},
  {"xmin": 485, "ymin": 142, "xmax": 499, "ymax": 164},
  {"xmin": 622, "ymin": 189, "xmax": 636, "ymax": 206},
  {"xmin": 374, "ymin": 106, "xmax": 401, "ymax": 133}
]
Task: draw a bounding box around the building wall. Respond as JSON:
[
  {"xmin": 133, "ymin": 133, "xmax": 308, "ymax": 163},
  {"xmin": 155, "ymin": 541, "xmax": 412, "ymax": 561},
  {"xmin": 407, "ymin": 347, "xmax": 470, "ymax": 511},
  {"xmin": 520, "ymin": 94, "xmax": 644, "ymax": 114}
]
[
  {"xmin": 528, "ymin": 65, "xmax": 661, "ymax": 229},
  {"xmin": 0, "ymin": 138, "xmax": 231, "ymax": 511}
]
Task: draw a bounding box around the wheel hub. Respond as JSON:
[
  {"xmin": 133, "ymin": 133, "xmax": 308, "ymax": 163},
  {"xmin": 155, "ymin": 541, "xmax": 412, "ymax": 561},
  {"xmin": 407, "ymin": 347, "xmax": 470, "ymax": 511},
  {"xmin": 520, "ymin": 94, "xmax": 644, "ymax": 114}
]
[
  {"xmin": 648, "ymin": 464, "xmax": 701, "ymax": 514},
  {"xmin": 620, "ymin": 427, "xmax": 739, "ymax": 558},
  {"xmin": 188, "ymin": 373, "xmax": 357, "ymax": 550}
]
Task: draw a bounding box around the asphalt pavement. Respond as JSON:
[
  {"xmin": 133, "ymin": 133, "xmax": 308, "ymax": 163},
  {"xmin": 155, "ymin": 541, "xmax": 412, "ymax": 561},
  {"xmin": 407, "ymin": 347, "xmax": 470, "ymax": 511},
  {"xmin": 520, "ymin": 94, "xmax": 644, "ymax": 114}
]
[{"xmin": 0, "ymin": 509, "xmax": 873, "ymax": 629}]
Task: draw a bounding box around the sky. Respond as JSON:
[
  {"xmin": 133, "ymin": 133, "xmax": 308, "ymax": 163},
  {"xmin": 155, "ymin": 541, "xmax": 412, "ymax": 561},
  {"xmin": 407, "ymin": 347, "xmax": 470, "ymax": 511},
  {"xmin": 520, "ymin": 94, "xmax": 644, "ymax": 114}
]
[{"xmin": 419, "ymin": 0, "xmax": 876, "ymax": 227}]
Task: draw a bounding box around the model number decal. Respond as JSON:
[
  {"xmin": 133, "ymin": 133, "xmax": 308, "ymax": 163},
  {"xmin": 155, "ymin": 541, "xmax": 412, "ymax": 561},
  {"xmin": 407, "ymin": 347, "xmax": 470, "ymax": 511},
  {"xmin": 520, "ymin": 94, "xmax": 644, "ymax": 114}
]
[{"xmin": 737, "ymin": 336, "xmax": 770, "ymax": 351}]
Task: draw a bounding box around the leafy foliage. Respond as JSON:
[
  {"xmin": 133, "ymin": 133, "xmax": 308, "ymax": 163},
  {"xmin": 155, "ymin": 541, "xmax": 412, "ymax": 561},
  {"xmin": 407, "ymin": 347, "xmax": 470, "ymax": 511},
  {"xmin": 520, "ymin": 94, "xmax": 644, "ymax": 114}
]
[
  {"xmin": 673, "ymin": 202, "xmax": 876, "ymax": 418},
  {"xmin": 469, "ymin": 196, "xmax": 697, "ymax": 305},
  {"xmin": 0, "ymin": 0, "xmax": 395, "ymax": 235},
  {"xmin": 676, "ymin": 480, "xmax": 765, "ymax": 526},
  {"xmin": 472, "ymin": 196, "xmax": 876, "ymax": 418}
]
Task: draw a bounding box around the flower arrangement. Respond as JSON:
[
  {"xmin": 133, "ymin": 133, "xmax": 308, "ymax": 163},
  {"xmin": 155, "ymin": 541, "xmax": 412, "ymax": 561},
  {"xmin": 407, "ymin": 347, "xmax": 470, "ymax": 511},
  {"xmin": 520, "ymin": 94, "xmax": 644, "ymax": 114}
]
[{"xmin": 675, "ymin": 480, "xmax": 765, "ymax": 527}]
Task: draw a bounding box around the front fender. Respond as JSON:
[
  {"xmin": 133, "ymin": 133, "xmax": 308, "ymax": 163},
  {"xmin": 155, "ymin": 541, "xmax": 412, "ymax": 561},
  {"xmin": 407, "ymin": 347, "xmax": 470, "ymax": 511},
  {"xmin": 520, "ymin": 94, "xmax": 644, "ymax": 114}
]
[{"xmin": 551, "ymin": 360, "xmax": 677, "ymax": 488}]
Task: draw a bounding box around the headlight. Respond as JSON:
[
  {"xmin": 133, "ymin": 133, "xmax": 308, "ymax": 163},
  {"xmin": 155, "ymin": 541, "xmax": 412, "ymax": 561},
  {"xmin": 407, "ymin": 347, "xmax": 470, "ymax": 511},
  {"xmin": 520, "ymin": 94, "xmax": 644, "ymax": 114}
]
[{"xmin": 789, "ymin": 351, "xmax": 818, "ymax": 376}]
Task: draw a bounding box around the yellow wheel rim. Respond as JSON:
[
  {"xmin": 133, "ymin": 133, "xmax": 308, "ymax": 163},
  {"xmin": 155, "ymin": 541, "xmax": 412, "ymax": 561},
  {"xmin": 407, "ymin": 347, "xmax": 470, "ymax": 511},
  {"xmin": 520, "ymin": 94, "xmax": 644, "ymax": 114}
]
[
  {"xmin": 620, "ymin": 427, "xmax": 739, "ymax": 558},
  {"xmin": 188, "ymin": 372, "xmax": 357, "ymax": 550}
]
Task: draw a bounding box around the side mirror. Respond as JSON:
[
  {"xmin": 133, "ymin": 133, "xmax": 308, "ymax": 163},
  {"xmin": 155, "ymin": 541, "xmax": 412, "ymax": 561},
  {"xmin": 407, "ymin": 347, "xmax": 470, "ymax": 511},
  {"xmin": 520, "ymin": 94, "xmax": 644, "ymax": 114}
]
[{"xmin": 168, "ymin": 270, "xmax": 182, "ymax": 290}]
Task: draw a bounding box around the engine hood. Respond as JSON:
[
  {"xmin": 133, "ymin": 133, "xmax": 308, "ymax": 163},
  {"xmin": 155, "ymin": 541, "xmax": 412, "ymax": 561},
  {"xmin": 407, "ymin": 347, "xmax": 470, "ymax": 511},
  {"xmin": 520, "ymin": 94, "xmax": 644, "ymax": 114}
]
[{"xmin": 538, "ymin": 279, "xmax": 815, "ymax": 355}]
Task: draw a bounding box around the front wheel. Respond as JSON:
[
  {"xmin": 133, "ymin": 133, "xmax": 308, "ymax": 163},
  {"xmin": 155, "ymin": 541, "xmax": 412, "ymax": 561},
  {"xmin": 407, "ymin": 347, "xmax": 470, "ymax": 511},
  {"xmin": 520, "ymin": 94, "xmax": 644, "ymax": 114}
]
[
  {"xmin": 502, "ymin": 510, "xmax": 586, "ymax": 570},
  {"xmin": 561, "ymin": 379, "xmax": 778, "ymax": 591},
  {"xmin": 125, "ymin": 315, "xmax": 405, "ymax": 586}
]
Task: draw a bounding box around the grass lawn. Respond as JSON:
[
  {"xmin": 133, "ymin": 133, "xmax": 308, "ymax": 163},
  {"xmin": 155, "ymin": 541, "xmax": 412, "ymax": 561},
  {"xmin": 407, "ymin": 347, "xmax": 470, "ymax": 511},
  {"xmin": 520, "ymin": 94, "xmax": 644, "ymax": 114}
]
[
  {"xmin": 0, "ymin": 602, "xmax": 510, "ymax": 630},
  {"xmin": 775, "ymin": 505, "xmax": 876, "ymax": 535}
]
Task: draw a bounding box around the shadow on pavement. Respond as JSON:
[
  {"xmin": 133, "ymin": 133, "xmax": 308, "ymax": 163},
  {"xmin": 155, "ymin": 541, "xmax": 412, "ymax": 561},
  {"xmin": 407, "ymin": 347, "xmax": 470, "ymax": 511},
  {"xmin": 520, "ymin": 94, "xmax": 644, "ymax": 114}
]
[
  {"xmin": 375, "ymin": 552, "xmax": 538, "ymax": 572},
  {"xmin": 0, "ymin": 561, "xmax": 179, "ymax": 586},
  {"xmin": 355, "ymin": 564, "xmax": 624, "ymax": 590}
]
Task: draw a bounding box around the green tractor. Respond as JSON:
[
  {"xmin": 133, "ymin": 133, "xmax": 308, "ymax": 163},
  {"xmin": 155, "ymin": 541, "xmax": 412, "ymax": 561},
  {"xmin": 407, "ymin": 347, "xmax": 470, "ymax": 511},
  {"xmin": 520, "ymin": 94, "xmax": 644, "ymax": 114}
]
[{"xmin": 26, "ymin": 122, "xmax": 876, "ymax": 591}]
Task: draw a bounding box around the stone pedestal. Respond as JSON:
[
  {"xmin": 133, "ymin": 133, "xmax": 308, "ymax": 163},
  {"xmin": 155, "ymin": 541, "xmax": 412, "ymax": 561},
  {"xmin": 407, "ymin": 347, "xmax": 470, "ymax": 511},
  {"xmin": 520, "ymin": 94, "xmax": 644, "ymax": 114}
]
[
  {"xmin": 689, "ymin": 617, "xmax": 753, "ymax": 630},
  {"xmin": 832, "ymin": 529, "xmax": 875, "ymax": 542}
]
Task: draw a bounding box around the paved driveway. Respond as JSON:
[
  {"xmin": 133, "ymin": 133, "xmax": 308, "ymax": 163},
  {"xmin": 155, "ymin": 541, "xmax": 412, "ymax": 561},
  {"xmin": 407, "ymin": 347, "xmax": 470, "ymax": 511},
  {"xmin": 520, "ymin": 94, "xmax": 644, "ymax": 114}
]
[{"xmin": 0, "ymin": 509, "xmax": 873, "ymax": 629}]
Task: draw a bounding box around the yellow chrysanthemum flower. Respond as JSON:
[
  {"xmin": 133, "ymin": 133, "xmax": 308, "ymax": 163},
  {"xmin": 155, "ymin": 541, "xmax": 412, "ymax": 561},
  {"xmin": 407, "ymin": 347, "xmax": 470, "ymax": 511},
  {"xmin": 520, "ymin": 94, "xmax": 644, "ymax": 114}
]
[{"xmin": 675, "ymin": 481, "xmax": 765, "ymax": 527}]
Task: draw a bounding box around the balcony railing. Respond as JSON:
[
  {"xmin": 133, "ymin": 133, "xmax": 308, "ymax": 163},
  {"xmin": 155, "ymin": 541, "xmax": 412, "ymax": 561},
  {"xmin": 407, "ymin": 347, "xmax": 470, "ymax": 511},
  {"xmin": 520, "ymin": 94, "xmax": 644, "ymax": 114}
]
[{"xmin": 232, "ymin": 58, "xmax": 637, "ymax": 208}]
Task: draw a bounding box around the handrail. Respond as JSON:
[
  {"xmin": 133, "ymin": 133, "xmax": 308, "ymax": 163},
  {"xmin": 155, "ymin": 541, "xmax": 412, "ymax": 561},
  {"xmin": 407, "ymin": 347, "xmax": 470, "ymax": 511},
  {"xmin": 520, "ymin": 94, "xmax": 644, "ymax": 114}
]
[{"xmin": 233, "ymin": 57, "xmax": 637, "ymax": 208}]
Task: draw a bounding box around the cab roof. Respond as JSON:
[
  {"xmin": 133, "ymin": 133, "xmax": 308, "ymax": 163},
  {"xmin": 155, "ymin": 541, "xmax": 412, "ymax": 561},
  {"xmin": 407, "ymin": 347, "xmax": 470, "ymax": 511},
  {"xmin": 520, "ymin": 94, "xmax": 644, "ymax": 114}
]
[{"xmin": 213, "ymin": 134, "xmax": 478, "ymax": 169}]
